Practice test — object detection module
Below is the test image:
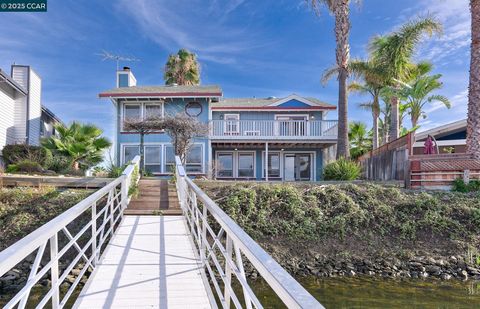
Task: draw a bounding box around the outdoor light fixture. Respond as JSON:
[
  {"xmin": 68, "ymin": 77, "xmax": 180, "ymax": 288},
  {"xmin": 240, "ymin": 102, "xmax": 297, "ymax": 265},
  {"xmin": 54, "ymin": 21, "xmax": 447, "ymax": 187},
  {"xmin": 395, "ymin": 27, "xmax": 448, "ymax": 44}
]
[{"xmin": 310, "ymin": 115, "xmax": 315, "ymax": 120}]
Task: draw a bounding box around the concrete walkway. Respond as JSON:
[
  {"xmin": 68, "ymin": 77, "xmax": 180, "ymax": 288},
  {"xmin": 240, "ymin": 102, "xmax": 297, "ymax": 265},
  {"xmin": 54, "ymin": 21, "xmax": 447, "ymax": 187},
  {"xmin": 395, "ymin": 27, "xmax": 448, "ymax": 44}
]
[{"xmin": 74, "ymin": 216, "xmax": 211, "ymax": 308}]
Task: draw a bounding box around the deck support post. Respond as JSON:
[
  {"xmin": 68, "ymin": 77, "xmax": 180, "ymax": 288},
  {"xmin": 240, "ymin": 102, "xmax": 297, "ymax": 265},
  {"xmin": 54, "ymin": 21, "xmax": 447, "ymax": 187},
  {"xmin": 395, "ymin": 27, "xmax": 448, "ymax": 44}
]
[{"xmin": 265, "ymin": 142, "xmax": 269, "ymax": 181}]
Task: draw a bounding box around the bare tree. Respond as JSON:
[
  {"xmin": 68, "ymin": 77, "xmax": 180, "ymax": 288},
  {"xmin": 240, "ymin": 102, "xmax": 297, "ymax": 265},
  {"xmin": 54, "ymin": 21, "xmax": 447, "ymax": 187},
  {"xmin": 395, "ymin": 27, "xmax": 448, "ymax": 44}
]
[
  {"xmin": 123, "ymin": 116, "xmax": 164, "ymax": 175},
  {"xmin": 161, "ymin": 113, "xmax": 208, "ymax": 164}
]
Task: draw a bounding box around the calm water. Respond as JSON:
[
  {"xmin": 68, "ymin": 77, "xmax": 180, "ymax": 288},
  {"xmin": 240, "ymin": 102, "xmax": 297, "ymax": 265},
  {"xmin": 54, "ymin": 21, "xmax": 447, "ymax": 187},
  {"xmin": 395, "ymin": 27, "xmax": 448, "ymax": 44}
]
[
  {"xmin": 2, "ymin": 277, "xmax": 480, "ymax": 308},
  {"xmin": 250, "ymin": 277, "xmax": 480, "ymax": 309}
]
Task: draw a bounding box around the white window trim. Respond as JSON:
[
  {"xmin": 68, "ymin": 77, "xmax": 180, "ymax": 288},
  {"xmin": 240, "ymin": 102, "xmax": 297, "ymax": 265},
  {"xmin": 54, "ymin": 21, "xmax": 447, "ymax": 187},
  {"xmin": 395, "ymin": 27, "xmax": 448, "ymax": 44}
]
[
  {"xmin": 261, "ymin": 150, "xmax": 316, "ymax": 181},
  {"xmin": 223, "ymin": 114, "xmax": 240, "ymax": 134},
  {"xmin": 215, "ymin": 150, "xmax": 256, "ymax": 179},
  {"xmin": 261, "ymin": 151, "xmax": 283, "ymax": 179},
  {"xmin": 236, "ymin": 151, "xmax": 256, "ymax": 179},
  {"xmin": 215, "ymin": 151, "xmax": 235, "ymax": 178},
  {"xmin": 274, "ymin": 114, "xmax": 309, "ymax": 121},
  {"xmin": 163, "ymin": 143, "xmax": 205, "ymax": 175},
  {"xmin": 121, "ymin": 101, "xmax": 165, "ymax": 132},
  {"xmin": 121, "ymin": 144, "xmax": 141, "ymax": 165}
]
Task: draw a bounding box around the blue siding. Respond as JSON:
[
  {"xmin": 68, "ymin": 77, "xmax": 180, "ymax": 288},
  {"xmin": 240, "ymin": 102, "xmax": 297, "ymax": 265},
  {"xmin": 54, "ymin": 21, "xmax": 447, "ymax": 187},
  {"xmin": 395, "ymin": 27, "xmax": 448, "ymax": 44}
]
[
  {"xmin": 116, "ymin": 98, "xmax": 210, "ymax": 172},
  {"xmin": 212, "ymin": 111, "xmax": 323, "ymax": 120},
  {"xmin": 277, "ymin": 99, "xmax": 311, "ymax": 108}
]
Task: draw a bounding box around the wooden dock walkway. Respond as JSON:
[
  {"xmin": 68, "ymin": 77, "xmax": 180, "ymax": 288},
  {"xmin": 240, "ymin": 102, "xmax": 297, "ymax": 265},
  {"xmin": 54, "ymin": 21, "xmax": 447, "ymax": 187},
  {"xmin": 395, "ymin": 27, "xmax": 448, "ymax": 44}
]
[
  {"xmin": 125, "ymin": 179, "xmax": 182, "ymax": 215},
  {"xmin": 73, "ymin": 215, "xmax": 212, "ymax": 308}
]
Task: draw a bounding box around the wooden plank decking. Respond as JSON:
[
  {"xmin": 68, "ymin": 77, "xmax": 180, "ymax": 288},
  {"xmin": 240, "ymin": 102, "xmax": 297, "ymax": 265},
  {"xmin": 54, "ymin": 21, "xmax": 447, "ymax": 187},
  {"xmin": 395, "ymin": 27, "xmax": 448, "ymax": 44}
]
[
  {"xmin": 125, "ymin": 179, "xmax": 182, "ymax": 215},
  {"xmin": 74, "ymin": 216, "xmax": 212, "ymax": 308}
]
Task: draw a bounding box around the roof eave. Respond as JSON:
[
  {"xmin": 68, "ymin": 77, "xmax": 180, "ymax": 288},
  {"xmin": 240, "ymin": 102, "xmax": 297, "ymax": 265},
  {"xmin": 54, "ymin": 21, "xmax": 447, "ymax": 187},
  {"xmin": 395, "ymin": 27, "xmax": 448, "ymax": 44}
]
[
  {"xmin": 99, "ymin": 92, "xmax": 223, "ymax": 99},
  {"xmin": 211, "ymin": 106, "xmax": 337, "ymax": 111}
]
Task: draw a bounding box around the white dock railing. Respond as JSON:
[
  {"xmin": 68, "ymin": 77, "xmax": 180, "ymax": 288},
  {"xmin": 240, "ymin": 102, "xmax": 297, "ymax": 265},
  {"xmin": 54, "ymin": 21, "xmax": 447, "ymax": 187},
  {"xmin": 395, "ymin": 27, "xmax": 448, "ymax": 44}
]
[
  {"xmin": 174, "ymin": 156, "xmax": 323, "ymax": 309},
  {"xmin": 210, "ymin": 119, "xmax": 338, "ymax": 140},
  {"xmin": 0, "ymin": 156, "xmax": 140, "ymax": 309}
]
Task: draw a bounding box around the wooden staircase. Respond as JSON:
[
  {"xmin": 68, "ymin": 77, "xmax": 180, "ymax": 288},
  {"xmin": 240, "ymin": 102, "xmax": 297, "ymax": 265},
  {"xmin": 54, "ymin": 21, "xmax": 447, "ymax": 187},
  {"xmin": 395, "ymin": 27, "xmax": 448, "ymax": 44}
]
[{"xmin": 124, "ymin": 179, "xmax": 182, "ymax": 215}]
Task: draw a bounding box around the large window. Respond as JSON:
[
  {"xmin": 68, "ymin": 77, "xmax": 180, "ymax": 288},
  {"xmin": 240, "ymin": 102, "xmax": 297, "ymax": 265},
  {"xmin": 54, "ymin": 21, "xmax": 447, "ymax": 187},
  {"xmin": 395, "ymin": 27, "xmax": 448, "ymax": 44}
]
[
  {"xmin": 238, "ymin": 153, "xmax": 254, "ymax": 178},
  {"xmin": 217, "ymin": 153, "xmax": 234, "ymax": 177},
  {"xmin": 145, "ymin": 146, "xmax": 161, "ymax": 173},
  {"xmin": 264, "ymin": 153, "xmax": 280, "ymax": 178},
  {"xmin": 122, "ymin": 103, "xmax": 164, "ymax": 131},
  {"xmin": 123, "ymin": 145, "xmax": 140, "ymax": 164},
  {"xmin": 186, "ymin": 145, "xmax": 203, "ymax": 173},
  {"xmin": 164, "ymin": 144, "xmax": 203, "ymax": 174},
  {"xmin": 164, "ymin": 146, "xmax": 175, "ymax": 173}
]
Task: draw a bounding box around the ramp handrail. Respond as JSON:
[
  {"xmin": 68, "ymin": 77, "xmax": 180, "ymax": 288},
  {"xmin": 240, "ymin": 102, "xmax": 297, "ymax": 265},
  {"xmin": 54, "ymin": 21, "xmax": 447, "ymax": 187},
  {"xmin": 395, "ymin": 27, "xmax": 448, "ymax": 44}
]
[
  {"xmin": 175, "ymin": 156, "xmax": 323, "ymax": 309},
  {"xmin": 0, "ymin": 156, "xmax": 140, "ymax": 309}
]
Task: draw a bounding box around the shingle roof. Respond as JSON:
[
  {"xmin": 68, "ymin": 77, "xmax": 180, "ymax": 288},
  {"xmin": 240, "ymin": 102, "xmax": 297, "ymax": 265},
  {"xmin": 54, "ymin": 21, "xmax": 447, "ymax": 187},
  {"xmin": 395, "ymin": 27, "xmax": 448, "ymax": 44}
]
[
  {"xmin": 0, "ymin": 68, "xmax": 27, "ymax": 95},
  {"xmin": 212, "ymin": 95, "xmax": 336, "ymax": 109},
  {"xmin": 99, "ymin": 85, "xmax": 222, "ymax": 98}
]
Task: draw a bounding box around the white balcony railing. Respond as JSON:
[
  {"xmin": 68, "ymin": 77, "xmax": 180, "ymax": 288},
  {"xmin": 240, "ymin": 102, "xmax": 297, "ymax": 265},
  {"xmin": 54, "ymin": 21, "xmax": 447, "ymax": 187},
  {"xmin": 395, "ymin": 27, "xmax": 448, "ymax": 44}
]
[{"xmin": 210, "ymin": 120, "xmax": 338, "ymax": 140}]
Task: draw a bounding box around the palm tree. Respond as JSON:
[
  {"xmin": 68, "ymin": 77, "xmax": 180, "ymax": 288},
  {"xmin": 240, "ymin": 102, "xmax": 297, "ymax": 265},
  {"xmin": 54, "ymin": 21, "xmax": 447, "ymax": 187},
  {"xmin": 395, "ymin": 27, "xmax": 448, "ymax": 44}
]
[
  {"xmin": 41, "ymin": 122, "xmax": 111, "ymax": 170},
  {"xmin": 164, "ymin": 49, "xmax": 200, "ymax": 85},
  {"xmin": 348, "ymin": 121, "xmax": 372, "ymax": 159},
  {"xmin": 308, "ymin": 0, "xmax": 361, "ymax": 159},
  {"xmin": 370, "ymin": 17, "xmax": 442, "ymax": 140},
  {"xmin": 347, "ymin": 59, "xmax": 389, "ymax": 149},
  {"xmin": 467, "ymin": 0, "xmax": 480, "ymax": 159},
  {"xmin": 396, "ymin": 73, "xmax": 451, "ymax": 128}
]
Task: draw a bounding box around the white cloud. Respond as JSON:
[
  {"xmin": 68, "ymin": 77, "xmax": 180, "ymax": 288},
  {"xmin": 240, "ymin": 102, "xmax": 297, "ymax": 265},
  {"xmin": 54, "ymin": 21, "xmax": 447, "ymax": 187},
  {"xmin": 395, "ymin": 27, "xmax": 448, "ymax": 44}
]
[{"xmin": 116, "ymin": 0, "xmax": 269, "ymax": 64}]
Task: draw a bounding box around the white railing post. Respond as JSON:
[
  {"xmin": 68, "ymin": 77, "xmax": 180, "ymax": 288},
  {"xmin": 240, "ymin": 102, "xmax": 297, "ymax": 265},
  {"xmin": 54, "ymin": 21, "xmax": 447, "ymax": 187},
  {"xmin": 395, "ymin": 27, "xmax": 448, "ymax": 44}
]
[
  {"xmin": 50, "ymin": 233, "xmax": 60, "ymax": 309},
  {"xmin": 121, "ymin": 176, "xmax": 128, "ymax": 213},
  {"xmin": 224, "ymin": 235, "xmax": 233, "ymax": 309},
  {"xmin": 201, "ymin": 205, "xmax": 207, "ymax": 266},
  {"xmin": 91, "ymin": 202, "xmax": 98, "ymax": 266}
]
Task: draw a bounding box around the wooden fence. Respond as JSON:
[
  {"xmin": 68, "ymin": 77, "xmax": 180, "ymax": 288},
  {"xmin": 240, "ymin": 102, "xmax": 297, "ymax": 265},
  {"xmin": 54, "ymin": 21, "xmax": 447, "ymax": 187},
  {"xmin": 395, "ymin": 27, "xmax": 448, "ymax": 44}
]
[{"xmin": 357, "ymin": 133, "xmax": 414, "ymax": 181}]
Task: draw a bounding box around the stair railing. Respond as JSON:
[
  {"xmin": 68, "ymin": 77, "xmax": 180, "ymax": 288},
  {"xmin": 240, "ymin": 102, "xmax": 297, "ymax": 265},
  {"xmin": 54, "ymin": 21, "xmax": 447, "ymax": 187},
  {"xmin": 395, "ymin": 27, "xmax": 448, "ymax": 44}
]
[{"xmin": 174, "ymin": 156, "xmax": 323, "ymax": 309}]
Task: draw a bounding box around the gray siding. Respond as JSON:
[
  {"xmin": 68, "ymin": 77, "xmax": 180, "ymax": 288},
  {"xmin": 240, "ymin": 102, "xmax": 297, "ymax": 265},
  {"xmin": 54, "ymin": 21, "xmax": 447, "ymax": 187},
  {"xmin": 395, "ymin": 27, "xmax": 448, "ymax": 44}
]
[{"xmin": 27, "ymin": 70, "xmax": 42, "ymax": 145}]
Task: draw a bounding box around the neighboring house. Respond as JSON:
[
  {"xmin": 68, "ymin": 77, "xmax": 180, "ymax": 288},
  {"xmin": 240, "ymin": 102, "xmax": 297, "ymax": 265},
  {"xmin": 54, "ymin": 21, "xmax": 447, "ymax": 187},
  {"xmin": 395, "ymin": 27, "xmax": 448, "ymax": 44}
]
[
  {"xmin": 0, "ymin": 65, "xmax": 62, "ymax": 163},
  {"xmin": 413, "ymin": 119, "xmax": 467, "ymax": 154},
  {"xmin": 101, "ymin": 67, "xmax": 338, "ymax": 181}
]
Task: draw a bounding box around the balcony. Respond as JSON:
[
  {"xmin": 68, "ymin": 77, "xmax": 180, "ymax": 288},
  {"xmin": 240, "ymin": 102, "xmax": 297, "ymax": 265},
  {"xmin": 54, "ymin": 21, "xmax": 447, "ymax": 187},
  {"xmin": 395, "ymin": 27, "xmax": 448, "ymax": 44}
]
[{"xmin": 209, "ymin": 120, "xmax": 338, "ymax": 140}]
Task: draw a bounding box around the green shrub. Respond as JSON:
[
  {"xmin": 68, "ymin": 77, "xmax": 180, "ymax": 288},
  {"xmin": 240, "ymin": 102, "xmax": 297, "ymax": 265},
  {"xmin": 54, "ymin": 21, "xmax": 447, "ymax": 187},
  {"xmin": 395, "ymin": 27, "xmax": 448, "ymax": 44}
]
[
  {"xmin": 16, "ymin": 160, "xmax": 43, "ymax": 173},
  {"xmin": 452, "ymin": 178, "xmax": 480, "ymax": 192},
  {"xmin": 323, "ymin": 158, "xmax": 361, "ymax": 181},
  {"xmin": 5, "ymin": 164, "xmax": 19, "ymax": 173},
  {"xmin": 44, "ymin": 154, "xmax": 73, "ymax": 173},
  {"xmin": 2, "ymin": 144, "xmax": 49, "ymax": 166}
]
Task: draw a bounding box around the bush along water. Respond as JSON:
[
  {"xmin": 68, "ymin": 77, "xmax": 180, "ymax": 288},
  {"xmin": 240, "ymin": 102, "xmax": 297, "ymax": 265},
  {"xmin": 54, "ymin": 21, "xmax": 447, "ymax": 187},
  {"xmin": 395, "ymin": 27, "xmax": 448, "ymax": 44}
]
[
  {"xmin": 198, "ymin": 182, "xmax": 480, "ymax": 280},
  {"xmin": 323, "ymin": 158, "xmax": 361, "ymax": 180}
]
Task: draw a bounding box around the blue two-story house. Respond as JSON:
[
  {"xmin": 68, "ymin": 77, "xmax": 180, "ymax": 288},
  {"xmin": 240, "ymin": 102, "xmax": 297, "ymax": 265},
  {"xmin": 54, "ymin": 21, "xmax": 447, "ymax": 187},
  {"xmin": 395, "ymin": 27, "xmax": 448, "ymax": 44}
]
[{"xmin": 100, "ymin": 67, "xmax": 338, "ymax": 181}]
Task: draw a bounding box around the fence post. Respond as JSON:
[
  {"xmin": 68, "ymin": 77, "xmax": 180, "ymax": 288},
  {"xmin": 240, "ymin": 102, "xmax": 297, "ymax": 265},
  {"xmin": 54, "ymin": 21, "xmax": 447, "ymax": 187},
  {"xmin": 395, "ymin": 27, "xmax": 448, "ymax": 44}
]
[
  {"xmin": 50, "ymin": 234, "xmax": 60, "ymax": 309},
  {"xmin": 464, "ymin": 170, "xmax": 470, "ymax": 185}
]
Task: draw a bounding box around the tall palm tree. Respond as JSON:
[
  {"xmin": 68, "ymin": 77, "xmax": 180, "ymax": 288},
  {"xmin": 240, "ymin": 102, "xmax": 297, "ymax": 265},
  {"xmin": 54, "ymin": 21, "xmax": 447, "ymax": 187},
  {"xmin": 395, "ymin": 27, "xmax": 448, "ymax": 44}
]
[
  {"xmin": 396, "ymin": 73, "xmax": 451, "ymax": 128},
  {"xmin": 370, "ymin": 17, "xmax": 442, "ymax": 140},
  {"xmin": 347, "ymin": 59, "xmax": 388, "ymax": 149},
  {"xmin": 164, "ymin": 49, "xmax": 200, "ymax": 86},
  {"xmin": 467, "ymin": 0, "xmax": 480, "ymax": 159},
  {"xmin": 308, "ymin": 0, "xmax": 360, "ymax": 159},
  {"xmin": 348, "ymin": 121, "xmax": 372, "ymax": 159},
  {"xmin": 41, "ymin": 122, "xmax": 111, "ymax": 170}
]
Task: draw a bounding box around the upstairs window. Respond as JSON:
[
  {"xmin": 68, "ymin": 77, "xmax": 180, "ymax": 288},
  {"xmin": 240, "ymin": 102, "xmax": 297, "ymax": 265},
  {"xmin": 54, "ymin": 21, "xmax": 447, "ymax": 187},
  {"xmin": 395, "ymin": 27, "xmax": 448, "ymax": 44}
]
[
  {"xmin": 124, "ymin": 104, "xmax": 141, "ymax": 121},
  {"xmin": 185, "ymin": 102, "xmax": 202, "ymax": 117},
  {"xmin": 145, "ymin": 104, "xmax": 162, "ymax": 119}
]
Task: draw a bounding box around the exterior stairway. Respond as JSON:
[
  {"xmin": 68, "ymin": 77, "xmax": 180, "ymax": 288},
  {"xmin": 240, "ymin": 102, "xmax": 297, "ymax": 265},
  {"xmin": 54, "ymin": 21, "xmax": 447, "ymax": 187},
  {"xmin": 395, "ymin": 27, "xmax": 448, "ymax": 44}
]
[{"xmin": 124, "ymin": 179, "xmax": 182, "ymax": 215}]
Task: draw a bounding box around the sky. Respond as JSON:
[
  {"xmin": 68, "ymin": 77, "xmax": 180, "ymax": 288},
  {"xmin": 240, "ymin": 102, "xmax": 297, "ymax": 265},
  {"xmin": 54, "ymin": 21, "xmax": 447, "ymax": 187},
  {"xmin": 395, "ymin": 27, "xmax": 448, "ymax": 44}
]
[{"xmin": 0, "ymin": 0, "xmax": 471, "ymax": 140}]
